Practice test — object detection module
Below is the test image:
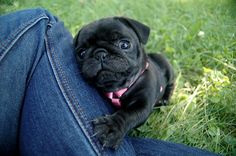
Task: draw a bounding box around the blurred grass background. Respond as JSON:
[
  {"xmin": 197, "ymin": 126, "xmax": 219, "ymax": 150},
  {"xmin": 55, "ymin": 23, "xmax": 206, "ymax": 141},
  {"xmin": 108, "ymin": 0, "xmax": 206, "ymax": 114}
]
[{"xmin": 1, "ymin": 0, "xmax": 236, "ymax": 155}]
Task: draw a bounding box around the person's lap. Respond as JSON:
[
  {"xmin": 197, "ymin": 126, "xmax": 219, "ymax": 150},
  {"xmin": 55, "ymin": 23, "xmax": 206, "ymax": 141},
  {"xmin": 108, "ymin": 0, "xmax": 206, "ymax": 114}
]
[{"xmin": 0, "ymin": 8, "xmax": 217, "ymax": 156}]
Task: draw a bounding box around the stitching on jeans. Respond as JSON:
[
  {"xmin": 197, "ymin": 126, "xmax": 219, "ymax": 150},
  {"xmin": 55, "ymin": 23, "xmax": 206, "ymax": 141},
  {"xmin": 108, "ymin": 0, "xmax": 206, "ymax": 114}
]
[
  {"xmin": 0, "ymin": 15, "xmax": 49, "ymax": 62},
  {"xmin": 45, "ymin": 28, "xmax": 102, "ymax": 155},
  {"xmin": 45, "ymin": 35, "xmax": 101, "ymax": 156}
]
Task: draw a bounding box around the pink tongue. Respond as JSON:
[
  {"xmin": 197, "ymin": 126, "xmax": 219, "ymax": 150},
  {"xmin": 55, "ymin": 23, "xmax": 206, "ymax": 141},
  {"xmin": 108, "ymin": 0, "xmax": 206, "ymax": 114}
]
[
  {"xmin": 106, "ymin": 92, "xmax": 113, "ymax": 99},
  {"xmin": 111, "ymin": 99, "xmax": 121, "ymax": 108},
  {"xmin": 105, "ymin": 88, "xmax": 128, "ymax": 108},
  {"xmin": 114, "ymin": 88, "xmax": 128, "ymax": 97}
]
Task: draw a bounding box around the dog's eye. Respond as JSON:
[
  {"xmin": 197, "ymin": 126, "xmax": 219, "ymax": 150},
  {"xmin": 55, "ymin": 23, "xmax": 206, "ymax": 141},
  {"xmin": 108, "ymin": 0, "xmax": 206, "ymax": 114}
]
[
  {"xmin": 119, "ymin": 40, "xmax": 131, "ymax": 50},
  {"xmin": 77, "ymin": 48, "xmax": 87, "ymax": 59}
]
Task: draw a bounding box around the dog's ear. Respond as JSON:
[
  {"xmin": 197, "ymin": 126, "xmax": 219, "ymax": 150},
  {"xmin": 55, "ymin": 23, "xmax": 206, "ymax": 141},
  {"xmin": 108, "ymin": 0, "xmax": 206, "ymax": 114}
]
[{"xmin": 115, "ymin": 17, "xmax": 150, "ymax": 44}]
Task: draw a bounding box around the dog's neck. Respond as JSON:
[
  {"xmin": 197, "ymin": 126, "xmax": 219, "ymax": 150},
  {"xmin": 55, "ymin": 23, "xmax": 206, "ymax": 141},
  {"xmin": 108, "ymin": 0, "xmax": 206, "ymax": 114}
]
[{"xmin": 105, "ymin": 62, "xmax": 149, "ymax": 108}]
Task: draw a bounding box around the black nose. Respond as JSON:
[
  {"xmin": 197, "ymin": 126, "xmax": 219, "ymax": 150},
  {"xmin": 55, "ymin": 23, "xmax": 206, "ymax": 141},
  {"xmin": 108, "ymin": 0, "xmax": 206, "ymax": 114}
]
[{"xmin": 94, "ymin": 49, "xmax": 108, "ymax": 61}]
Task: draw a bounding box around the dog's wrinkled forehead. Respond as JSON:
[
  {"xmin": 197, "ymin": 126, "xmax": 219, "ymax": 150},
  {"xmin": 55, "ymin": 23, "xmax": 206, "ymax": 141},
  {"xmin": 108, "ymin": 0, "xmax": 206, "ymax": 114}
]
[{"xmin": 78, "ymin": 18, "xmax": 137, "ymax": 45}]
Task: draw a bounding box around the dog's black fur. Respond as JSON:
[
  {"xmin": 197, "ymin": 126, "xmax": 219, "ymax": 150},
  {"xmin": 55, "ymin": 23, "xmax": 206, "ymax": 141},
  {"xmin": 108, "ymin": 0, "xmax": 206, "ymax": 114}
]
[{"xmin": 74, "ymin": 17, "xmax": 175, "ymax": 149}]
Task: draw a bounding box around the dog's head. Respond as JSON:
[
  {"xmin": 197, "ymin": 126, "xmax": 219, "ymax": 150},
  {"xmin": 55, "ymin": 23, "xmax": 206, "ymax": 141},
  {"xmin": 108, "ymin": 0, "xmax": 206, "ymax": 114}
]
[{"xmin": 74, "ymin": 17, "xmax": 150, "ymax": 92}]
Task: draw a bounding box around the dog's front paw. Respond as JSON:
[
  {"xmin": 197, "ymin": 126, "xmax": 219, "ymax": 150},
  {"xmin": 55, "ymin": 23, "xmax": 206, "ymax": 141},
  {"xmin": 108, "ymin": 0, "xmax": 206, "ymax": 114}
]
[{"xmin": 92, "ymin": 115, "xmax": 124, "ymax": 150}]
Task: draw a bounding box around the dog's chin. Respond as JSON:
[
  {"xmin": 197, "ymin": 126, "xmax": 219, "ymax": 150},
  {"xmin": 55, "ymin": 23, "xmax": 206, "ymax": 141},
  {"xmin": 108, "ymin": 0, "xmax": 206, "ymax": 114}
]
[{"xmin": 94, "ymin": 70, "xmax": 129, "ymax": 92}]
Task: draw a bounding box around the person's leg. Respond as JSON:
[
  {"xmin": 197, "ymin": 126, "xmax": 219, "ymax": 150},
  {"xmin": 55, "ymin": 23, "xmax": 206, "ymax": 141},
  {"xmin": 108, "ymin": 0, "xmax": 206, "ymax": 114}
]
[
  {"xmin": 129, "ymin": 138, "xmax": 218, "ymax": 156},
  {"xmin": 0, "ymin": 8, "xmax": 50, "ymax": 155}
]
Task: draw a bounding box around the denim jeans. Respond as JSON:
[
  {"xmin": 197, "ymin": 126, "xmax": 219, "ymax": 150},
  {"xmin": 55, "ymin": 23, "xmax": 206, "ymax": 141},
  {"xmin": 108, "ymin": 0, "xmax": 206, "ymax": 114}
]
[{"xmin": 0, "ymin": 8, "xmax": 218, "ymax": 156}]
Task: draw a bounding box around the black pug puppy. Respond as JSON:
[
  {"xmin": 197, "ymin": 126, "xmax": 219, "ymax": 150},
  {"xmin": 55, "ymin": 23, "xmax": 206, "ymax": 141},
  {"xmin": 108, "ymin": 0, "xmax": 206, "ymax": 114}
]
[{"xmin": 74, "ymin": 17, "xmax": 175, "ymax": 149}]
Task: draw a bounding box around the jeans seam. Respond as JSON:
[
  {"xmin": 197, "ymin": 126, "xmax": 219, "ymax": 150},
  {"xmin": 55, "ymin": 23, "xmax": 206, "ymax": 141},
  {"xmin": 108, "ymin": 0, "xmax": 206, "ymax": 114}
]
[
  {"xmin": 45, "ymin": 29, "xmax": 102, "ymax": 156},
  {"xmin": 0, "ymin": 15, "xmax": 49, "ymax": 63}
]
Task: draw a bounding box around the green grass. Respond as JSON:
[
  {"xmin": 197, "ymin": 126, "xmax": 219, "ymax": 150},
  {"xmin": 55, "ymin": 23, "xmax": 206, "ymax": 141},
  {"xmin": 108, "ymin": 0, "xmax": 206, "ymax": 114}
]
[{"xmin": 1, "ymin": 0, "xmax": 236, "ymax": 155}]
